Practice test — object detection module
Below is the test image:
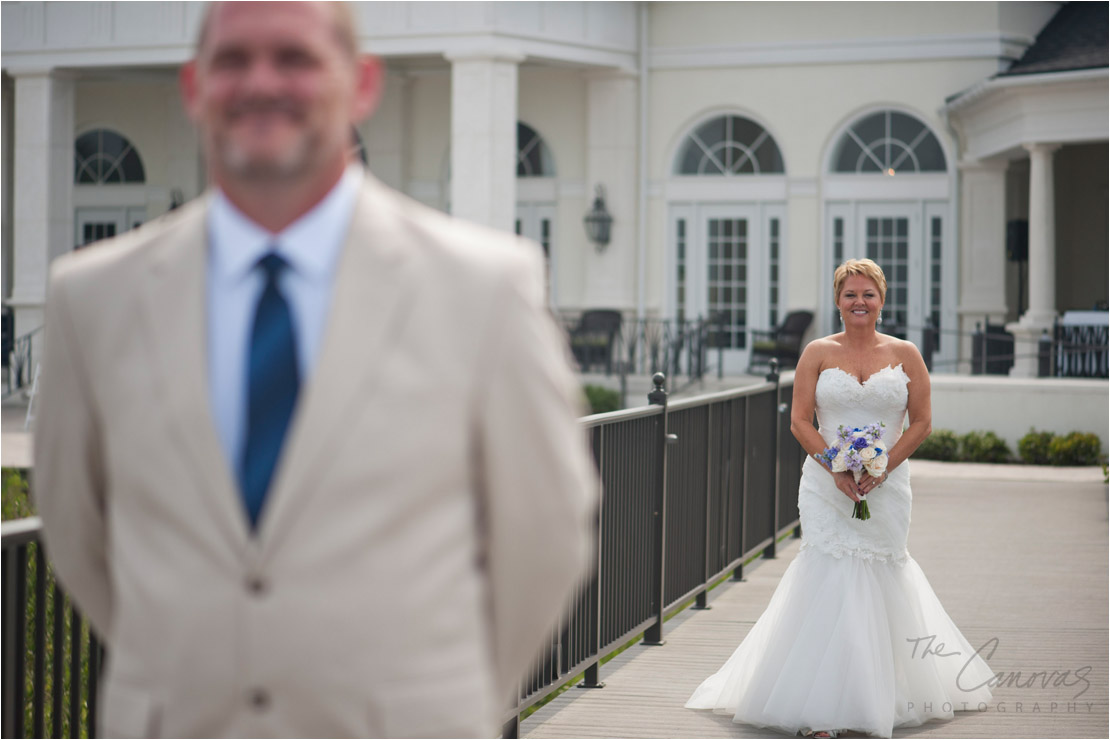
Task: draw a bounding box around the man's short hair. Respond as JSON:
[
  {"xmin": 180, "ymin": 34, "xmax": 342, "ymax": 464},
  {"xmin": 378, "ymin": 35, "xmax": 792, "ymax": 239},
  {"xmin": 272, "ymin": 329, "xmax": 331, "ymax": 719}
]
[{"xmin": 195, "ymin": 1, "xmax": 360, "ymax": 57}]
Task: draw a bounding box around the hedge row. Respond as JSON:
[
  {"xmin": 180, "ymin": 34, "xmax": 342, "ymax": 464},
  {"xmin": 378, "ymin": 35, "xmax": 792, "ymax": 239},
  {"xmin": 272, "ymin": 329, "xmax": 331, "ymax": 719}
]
[{"xmin": 913, "ymin": 429, "xmax": 1103, "ymax": 466}]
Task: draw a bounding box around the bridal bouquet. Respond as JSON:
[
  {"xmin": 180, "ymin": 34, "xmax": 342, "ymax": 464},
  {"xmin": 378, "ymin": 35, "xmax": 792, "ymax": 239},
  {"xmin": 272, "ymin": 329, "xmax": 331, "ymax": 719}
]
[{"xmin": 817, "ymin": 423, "xmax": 888, "ymax": 521}]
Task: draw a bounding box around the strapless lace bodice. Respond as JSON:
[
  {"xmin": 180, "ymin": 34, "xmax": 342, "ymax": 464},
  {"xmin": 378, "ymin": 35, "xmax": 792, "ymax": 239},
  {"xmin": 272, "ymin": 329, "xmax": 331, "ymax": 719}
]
[
  {"xmin": 799, "ymin": 362, "xmax": 912, "ymax": 566},
  {"xmin": 815, "ymin": 364, "xmax": 909, "ymax": 450}
]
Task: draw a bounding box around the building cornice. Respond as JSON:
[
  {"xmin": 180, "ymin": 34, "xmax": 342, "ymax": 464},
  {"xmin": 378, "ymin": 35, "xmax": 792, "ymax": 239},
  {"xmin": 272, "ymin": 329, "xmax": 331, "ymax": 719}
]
[
  {"xmin": 649, "ymin": 32, "xmax": 1032, "ymax": 71},
  {"xmin": 944, "ymin": 67, "xmax": 1108, "ymax": 161},
  {"xmin": 944, "ymin": 66, "xmax": 1109, "ymax": 115}
]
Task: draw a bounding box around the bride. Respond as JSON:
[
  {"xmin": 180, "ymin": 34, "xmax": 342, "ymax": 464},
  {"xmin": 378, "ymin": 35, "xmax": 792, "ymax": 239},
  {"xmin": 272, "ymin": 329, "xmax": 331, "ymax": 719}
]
[{"xmin": 686, "ymin": 259, "xmax": 993, "ymax": 738}]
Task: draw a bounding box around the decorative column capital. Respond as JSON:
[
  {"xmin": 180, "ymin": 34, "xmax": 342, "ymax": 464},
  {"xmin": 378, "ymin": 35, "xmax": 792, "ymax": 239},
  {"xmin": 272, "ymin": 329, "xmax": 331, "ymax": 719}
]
[
  {"xmin": 7, "ymin": 66, "xmax": 78, "ymax": 81},
  {"xmin": 1022, "ymin": 142, "xmax": 1062, "ymax": 156},
  {"xmin": 957, "ymin": 157, "xmax": 1008, "ymax": 174},
  {"xmin": 583, "ymin": 68, "xmax": 639, "ymax": 82},
  {"xmin": 444, "ymin": 49, "xmax": 525, "ymax": 65}
]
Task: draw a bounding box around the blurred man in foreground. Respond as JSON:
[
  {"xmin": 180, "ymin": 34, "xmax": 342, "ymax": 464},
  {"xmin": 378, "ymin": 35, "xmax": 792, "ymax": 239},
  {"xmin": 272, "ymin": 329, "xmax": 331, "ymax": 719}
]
[{"xmin": 34, "ymin": 3, "xmax": 597, "ymax": 736}]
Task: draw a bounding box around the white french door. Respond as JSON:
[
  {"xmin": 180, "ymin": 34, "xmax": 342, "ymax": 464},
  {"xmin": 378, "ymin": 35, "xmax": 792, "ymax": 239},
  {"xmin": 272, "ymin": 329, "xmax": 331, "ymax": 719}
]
[
  {"xmin": 857, "ymin": 203, "xmax": 920, "ymax": 342},
  {"xmin": 825, "ymin": 201, "xmax": 952, "ymax": 366},
  {"xmin": 75, "ymin": 206, "xmax": 145, "ymax": 249},
  {"xmin": 670, "ymin": 203, "xmax": 785, "ymax": 374},
  {"xmin": 515, "ymin": 202, "xmax": 556, "ymax": 309}
]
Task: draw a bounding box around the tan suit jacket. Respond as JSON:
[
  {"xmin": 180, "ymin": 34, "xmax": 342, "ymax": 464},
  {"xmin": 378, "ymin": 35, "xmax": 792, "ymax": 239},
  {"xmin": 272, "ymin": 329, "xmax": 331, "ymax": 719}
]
[{"xmin": 34, "ymin": 174, "xmax": 598, "ymax": 737}]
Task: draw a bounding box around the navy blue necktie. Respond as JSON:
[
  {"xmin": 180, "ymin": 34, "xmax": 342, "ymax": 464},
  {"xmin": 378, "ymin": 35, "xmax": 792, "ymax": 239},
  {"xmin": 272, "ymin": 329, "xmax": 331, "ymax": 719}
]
[{"xmin": 240, "ymin": 253, "xmax": 300, "ymax": 529}]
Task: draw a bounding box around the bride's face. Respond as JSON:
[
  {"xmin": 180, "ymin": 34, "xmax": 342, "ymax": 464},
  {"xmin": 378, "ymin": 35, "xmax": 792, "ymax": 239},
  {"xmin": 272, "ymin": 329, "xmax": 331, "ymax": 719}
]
[{"xmin": 837, "ymin": 274, "xmax": 884, "ymax": 328}]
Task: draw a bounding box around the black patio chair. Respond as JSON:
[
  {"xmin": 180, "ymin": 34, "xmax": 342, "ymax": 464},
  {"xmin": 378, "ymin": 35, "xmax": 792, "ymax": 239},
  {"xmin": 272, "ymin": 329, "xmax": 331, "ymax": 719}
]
[
  {"xmin": 747, "ymin": 310, "xmax": 813, "ymax": 373},
  {"xmin": 569, "ymin": 309, "xmax": 623, "ymax": 374}
]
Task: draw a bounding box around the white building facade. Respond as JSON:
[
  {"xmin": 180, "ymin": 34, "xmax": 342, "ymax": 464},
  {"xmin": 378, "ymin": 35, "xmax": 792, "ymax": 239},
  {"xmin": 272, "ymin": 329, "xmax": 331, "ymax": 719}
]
[{"xmin": 3, "ymin": 1, "xmax": 1106, "ymax": 375}]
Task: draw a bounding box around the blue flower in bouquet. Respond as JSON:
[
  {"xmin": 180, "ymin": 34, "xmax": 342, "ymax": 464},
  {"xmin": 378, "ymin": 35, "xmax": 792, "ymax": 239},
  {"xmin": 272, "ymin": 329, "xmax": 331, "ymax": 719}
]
[{"xmin": 820, "ymin": 422, "xmax": 890, "ymax": 522}]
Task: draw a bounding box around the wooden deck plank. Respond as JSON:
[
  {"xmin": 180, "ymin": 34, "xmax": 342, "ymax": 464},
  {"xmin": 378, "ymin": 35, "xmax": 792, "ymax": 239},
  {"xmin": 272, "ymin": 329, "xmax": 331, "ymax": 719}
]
[{"xmin": 523, "ymin": 463, "xmax": 1108, "ymax": 738}]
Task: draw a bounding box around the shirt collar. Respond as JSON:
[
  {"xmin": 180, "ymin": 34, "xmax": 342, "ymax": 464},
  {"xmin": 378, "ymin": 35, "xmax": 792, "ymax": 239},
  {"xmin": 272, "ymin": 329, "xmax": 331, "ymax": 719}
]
[{"xmin": 208, "ymin": 164, "xmax": 364, "ymax": 283}]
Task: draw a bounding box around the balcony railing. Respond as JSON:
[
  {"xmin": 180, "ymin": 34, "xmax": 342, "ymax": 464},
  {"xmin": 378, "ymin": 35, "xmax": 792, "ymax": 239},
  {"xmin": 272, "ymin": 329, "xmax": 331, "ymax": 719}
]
[
  {"xmin": 2, "ymin": 366, "xmax": 802, "ymax": 739},
  {"xmin": 503, "ymin": 365, "xmax": 801, "ymax": 736},
  {"xmin": 1, "ymin": 518, "xmax": 103, "ymax": 739}
]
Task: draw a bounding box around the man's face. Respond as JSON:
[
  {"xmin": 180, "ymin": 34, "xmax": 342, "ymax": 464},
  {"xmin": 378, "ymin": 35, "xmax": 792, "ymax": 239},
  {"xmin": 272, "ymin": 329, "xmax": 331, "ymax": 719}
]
[{"xmin": 182, "ymin": 2, "xmax": 378, "ymax": 184}]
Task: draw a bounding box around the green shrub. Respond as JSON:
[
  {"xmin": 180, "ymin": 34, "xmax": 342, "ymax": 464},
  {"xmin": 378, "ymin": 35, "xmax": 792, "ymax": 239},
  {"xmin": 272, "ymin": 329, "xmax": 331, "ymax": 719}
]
[
  {"xmin": 583, "ymin": 384, "xmax": 621, "ymax": 414},
  {"xmin": 2, "ymin": 467, "xmax": 34, "ymax": 521},
  {"xmin": 959, "ymin": 430, "xmax": 1012, "ymax": 463},
  {"xmin": 1017, "ymin": 429, "xmax": 1056, "ymax": 465},
  {"xmin": 913, "ymin": 429, "xmax": 959, "ymax": 461},
  {"xmin": 1047, "ymin": 431, "xmax": 1102, "ymax": 466}
]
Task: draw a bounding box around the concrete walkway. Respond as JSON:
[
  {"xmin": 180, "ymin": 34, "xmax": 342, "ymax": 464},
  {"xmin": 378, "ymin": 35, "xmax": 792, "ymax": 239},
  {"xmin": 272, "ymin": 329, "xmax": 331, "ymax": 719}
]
[
  {"xmin": 1, "ymin": 398, "xmax": 33, "ymax": 469},
  {"xmin": 523, "ymin": 461, "xmax": 1108, "ymax": 739}
]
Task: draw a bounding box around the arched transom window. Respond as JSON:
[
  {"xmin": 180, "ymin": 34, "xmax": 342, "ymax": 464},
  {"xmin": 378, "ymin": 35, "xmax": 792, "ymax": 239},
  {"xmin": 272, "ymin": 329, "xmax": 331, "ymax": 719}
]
[
  {"xmin": 675, "ymin": 115, "xmax": 784, "ymax": 175},
  {"xmin": 517, "ymin": 122, "xmax": 555, "ymax": 177},
  {"xmin": 831, "ymin": 110, "xmax": 946, "ymax": 174},
  {"xmin": 74, "ymin": 129, "xmax": 145, "ymax": 184}
]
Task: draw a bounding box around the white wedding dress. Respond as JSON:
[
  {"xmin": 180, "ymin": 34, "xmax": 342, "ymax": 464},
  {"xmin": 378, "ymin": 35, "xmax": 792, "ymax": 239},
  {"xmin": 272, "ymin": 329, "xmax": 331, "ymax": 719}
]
[{"xmin": 686, "ymin": 364, "xmax": 994, "ymax": 737}]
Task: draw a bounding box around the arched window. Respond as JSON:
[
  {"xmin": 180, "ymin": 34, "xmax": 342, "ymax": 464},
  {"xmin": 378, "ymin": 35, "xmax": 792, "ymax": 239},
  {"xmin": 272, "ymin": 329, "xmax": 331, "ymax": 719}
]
[
  {"xmin": 74, "ymin": 129, "xmax": 145, "ymax": 184},
  {"xmin": 674, "ymin": 115, "xmax": 784, "ymax": 175},
  {"xmin": 830, "ymin": 110, "xmax": 946, "ymax": 174},
  {"xmin": 824, "ymin": 109, "xmax": 952, "ymax": 366},
  {"xmin": 517, "ymin": 122, "xmax": 555, "ymax": 177}
]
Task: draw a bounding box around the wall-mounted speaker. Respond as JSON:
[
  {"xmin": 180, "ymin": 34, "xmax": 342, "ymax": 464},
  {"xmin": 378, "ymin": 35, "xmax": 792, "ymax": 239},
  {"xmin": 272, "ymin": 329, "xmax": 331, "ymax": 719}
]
[{"xmin": 1006, "ymin": 220, "xmax": 1028, "ymax": 262}]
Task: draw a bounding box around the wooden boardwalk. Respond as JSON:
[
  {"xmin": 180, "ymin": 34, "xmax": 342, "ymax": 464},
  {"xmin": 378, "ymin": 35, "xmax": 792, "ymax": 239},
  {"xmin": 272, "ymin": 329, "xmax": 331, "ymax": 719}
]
[{"xmin": 523, "ymin": 461, "xmax": 1108, "ymax": 739}]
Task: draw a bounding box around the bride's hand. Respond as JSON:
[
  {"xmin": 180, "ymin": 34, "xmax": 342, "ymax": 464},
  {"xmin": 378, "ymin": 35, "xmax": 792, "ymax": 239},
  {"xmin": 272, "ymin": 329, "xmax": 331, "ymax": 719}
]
[
  {"xmin": 858, "ymin": 471, "xmax": 888, "ymax": 496},
  {"xmin": 832, "ymin": 471, "xmax": 862, "ymax": 502}
]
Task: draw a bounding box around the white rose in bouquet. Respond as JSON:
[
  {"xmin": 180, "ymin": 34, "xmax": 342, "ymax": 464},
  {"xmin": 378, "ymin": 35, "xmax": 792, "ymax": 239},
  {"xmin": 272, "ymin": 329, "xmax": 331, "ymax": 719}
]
[
  {"xmin": 867, "ymin": 452, "xmax": 889, "ymax": 476},
  {"xmin": 831, "ymin": 450, "xmax": 848, "ymax": 473},
  {"xmin": 859, "ymin": 446, "xmax": 877, "ymax": 462}
]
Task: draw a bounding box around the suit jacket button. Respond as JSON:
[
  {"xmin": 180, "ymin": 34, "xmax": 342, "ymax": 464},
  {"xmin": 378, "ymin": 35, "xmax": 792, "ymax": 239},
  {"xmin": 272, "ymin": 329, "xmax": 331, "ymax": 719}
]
[
  {"xmin": 248, "ymin": 688, "xmax": 270, "ymax": 710},
  {"xmin": 246, "ymin": 575, "xmax": 268, "ymax": 596}
]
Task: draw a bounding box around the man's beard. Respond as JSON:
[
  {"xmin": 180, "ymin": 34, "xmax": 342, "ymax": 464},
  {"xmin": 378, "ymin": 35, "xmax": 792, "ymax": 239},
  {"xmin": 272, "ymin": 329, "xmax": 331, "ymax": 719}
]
[
  {"xmin": 211, "ymin": 98, "xmax": 319, "ymax": 181},
  {"xmin": 219, "ymin": 132, "xmax": 315, "ymax": 181}
]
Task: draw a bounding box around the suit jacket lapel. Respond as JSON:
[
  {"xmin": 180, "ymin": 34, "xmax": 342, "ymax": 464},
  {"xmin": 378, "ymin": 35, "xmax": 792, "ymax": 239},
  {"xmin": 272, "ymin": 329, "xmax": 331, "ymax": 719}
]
[
  {"xmin": 139, "ymin": 198, "xmax": 251, "ymax": 547},
  {"xmin": 257, "ymin": 177, "xmax": 418, "ymax": 550}
]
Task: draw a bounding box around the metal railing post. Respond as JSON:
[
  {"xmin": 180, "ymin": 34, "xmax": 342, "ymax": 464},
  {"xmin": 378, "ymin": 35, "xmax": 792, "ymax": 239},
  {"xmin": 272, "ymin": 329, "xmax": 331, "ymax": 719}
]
[
  {"xmin": 717, "ymin": 314, "xmax": 724, "ymax": 380},
  {"xmin": 694, "ymin": 401, "xmax": 714, "ymax": 610},
  {"xmin": 643, "ymin": 372, "xmax": 669, "ymax": 646},
  {"xmin": 732, "ymin": 388, "xmax": 750, "ymax": 583},
  {"xmin": 763, "ymin": 358, "xmax": 781, "ymax": 560}
]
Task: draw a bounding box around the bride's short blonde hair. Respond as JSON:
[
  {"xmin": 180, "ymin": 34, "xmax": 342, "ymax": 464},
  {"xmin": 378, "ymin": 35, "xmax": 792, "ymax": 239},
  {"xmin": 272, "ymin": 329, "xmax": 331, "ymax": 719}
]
[{"xmin": 833, "ymin": 259, "xmax": 887, "ymax": 303}]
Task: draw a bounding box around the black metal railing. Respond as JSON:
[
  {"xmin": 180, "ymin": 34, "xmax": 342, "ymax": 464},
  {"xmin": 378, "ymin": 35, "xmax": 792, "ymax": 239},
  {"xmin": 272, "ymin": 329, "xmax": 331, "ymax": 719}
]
[
  {"xmin": 561, "ymin": 313, "xmax": 715, "ymax": 392},
  {"xmin": 846, "ymin": 314, "xmax": 1108, "ymax": 379},
  {"xmin": 503, "ymin": 365, "xmax": 801, "ymax": 736},
  {"xmin": 1053, "ymin": 319, "xmax": 1108, "ymax": 378},
  {"xmin": 3, "ymin": 325, "xmax": 42, "ymax": 399},
  {"xmin": 2, "ymin": 368, "xmax": 802, "ymax": 739},
  {"xmin": 2, "ymin": 518, "xmax": 103, "ymax": 739}
]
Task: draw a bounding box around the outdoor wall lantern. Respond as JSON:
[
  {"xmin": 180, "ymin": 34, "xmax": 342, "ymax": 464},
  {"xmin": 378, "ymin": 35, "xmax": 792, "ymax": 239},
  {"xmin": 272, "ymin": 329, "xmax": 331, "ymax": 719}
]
[{"xmin": 583, "ymin": 185, "xmax": 613, "ymax": 250}]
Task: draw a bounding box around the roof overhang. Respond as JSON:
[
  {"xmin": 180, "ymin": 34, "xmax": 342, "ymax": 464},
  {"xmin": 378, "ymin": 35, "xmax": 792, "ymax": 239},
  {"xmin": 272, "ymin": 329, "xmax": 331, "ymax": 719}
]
[{"xmin": 943, "ymin": 67, "xmax": 1108, "ymax": 161}]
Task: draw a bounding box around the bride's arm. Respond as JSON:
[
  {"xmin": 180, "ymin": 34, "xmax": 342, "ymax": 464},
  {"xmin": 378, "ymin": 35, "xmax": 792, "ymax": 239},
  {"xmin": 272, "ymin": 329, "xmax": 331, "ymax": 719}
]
[{"xmin": 790, "ymin": 343, "xmax": 862, "ymax": 502}]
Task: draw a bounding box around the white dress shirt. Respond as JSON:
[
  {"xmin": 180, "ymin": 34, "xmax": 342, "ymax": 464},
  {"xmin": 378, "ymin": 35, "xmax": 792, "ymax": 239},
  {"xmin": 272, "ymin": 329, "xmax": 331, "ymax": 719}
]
[{"xmin": 206, "ymin": 165, "xmax": 363, "ymax": 474}]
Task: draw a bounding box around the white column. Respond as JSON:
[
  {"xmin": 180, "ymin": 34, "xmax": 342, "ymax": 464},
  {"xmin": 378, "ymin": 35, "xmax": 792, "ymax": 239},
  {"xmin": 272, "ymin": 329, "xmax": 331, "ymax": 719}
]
[
  {"xmin": 2, "ymin": 76, "xmax": 13, "ymax": 302},
  {"xmin": 955, "ymin": 158, "xmax": 1008, "ymax": 371},
  {"xmin": 361, "ymin": 70, "xmax": 409, "ymax": 193},
  {"xmin": 1007, "ymin": 142, "xmax": 1060, "ymax": 377},
  {"xmin": 583, "ymin": 71, "xmax": 638, "ymax": 309},
  {"xmin": 1019, "ymin": 142, "xmax": 1060, "ymax": 326},
  {"xmin": 10, "ymin": 70, "xmax": 74, "ymax": 345},
  {"xmin": 447, "ymin": 52, "xmax": 522, "ymax": 232}
]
